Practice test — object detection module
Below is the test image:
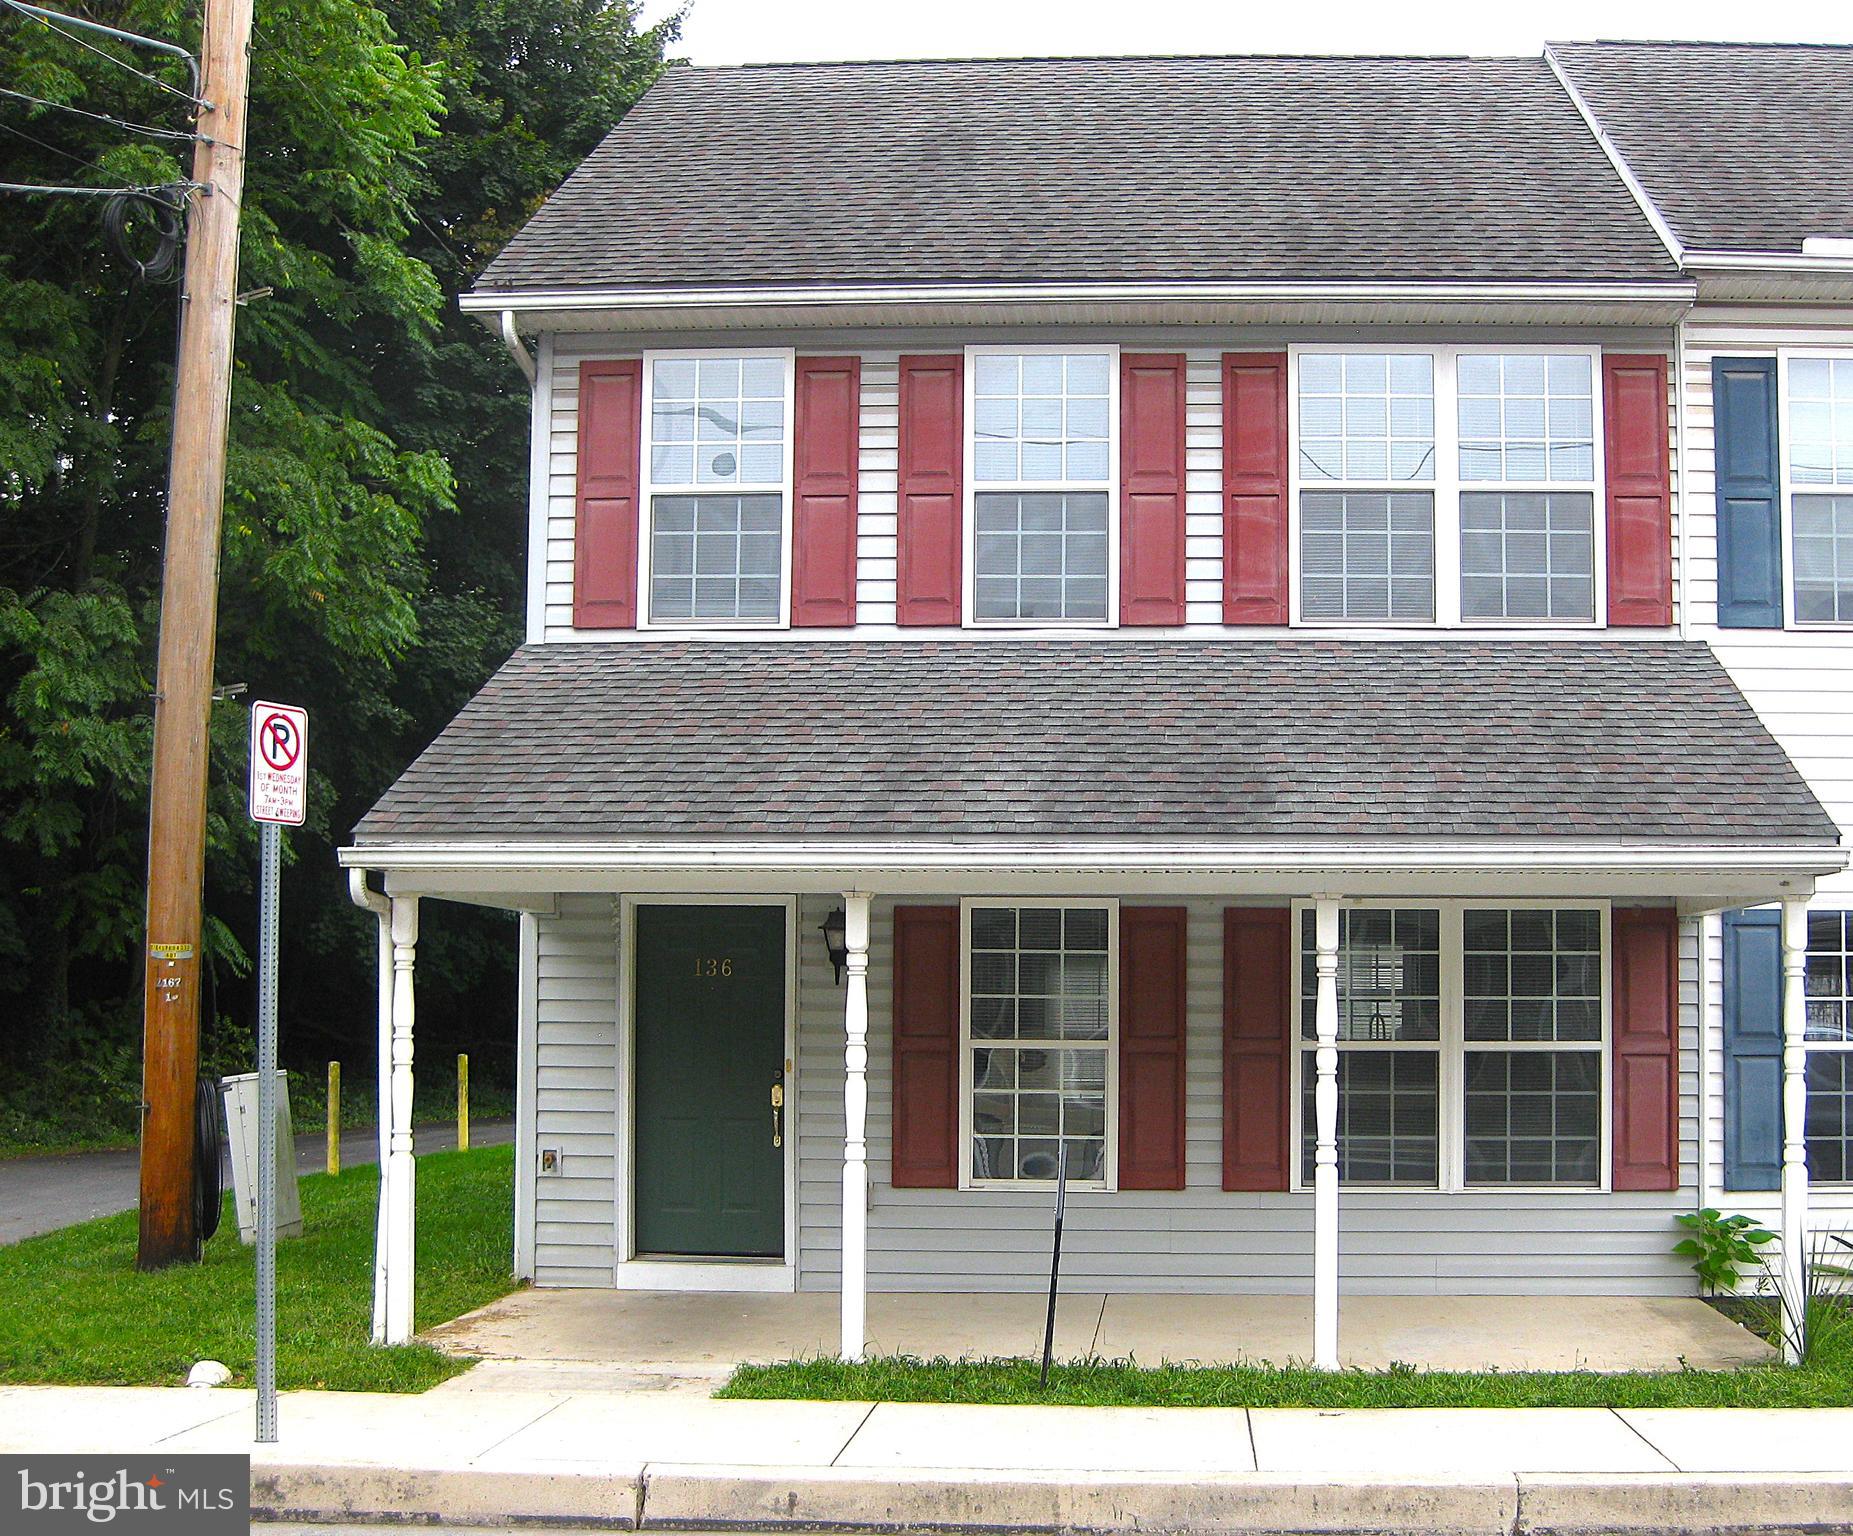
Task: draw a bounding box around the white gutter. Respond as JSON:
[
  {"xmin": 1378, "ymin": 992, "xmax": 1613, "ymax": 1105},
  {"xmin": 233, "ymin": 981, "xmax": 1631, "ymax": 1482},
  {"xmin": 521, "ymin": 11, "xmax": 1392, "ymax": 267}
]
[
  {"xmin": 339, "ymin": 839, "xmax": 1846, "ymax": 879},
  {"xmin": 1543, "ymin": 45, "xmax": 1687, "ymax": 268},
  {"xmin": 497, "ymin": 309, "xmax": 536, "ymax": 383},
  {"xmin": 346, "ymin": 869, "xmax": 392, "ymax": 1344},
  {"xmin": 1684, "ymin": 250, "xmax": 1853, "ymax": 274},
  {"xmin": 459, "ymin": 278, "xmax": 1697, "ymax": 317}
]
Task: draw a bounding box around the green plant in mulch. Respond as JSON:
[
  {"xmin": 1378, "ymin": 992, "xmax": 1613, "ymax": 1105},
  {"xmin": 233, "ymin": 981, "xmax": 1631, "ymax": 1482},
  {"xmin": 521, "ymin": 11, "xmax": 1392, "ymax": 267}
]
[
  {"xmin": 1675, "ymin": 1208, "xmax": 1778, "ymax": 1294},
  {"xmin": 0, "ymin": 1144, "xmax": 518, "ymax": 1392}
]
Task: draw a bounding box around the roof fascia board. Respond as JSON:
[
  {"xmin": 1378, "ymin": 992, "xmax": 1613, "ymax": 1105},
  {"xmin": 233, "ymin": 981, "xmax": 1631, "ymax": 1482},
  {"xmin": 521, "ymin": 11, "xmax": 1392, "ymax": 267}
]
[
  {"xmin": 460, "ymin": 279, "xmax": 1694, "ymax": 316},
  {"xmin": 339, "ymin": 840, "xmax": 1846, "ymax": 879},
  {"xmin": 1543, "ymin": 45, "xmax": 1688, "ymax": 267}
]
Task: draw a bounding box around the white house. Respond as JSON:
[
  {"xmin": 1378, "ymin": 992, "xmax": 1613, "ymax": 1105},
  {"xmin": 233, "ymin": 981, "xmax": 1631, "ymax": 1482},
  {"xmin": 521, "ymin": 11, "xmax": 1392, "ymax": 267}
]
[{"xmin": 342, "ymin": 45, "xmax": 1853, "ymax": 1367}]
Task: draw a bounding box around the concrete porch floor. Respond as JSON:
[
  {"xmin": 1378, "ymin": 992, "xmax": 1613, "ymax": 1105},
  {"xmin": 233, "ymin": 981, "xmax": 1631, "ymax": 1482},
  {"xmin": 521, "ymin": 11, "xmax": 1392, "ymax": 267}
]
[{"xmin": 423, "ymin": 1288, "xmax": 1773, "ymax": 1380}]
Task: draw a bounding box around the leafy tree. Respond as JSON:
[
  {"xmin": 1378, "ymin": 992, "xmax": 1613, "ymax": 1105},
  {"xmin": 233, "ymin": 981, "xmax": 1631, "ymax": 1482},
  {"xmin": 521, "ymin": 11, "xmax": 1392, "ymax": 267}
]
[{"xmin": 0, "ymin": 0, "xmax": 677, "ymax": 1146}]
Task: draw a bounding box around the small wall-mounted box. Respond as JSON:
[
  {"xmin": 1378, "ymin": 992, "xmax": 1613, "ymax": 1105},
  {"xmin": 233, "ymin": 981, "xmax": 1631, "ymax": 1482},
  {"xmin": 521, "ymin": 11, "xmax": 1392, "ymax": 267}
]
[{"xmin": 538, "ymin": 1146, "xmax": 563, "ymax": 1176}]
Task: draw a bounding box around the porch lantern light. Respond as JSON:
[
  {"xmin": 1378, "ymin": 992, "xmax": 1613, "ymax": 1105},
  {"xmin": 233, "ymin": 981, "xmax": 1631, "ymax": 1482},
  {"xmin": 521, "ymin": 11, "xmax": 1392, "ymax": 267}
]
[{"xmin": 820, "ymin": 906, "xmax": 849, "ymax": 985}]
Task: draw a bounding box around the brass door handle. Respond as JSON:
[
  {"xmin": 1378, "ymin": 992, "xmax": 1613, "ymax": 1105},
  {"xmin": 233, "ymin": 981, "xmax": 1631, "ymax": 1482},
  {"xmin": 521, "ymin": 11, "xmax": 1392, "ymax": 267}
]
[{"xmin": 771, "ymin": 1080, "xmax": 784, "ymax": 1148}]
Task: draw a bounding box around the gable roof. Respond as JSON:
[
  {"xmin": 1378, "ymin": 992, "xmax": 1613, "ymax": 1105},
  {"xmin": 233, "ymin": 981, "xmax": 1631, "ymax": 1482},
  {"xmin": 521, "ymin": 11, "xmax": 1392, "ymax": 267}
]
[
  {"xmin": 1551, "ymin": 40, "xmax": 1853, "ymax": 256},
  {"xmin": 475, "ymin": 54, "xmax": 1682, "ymax": 296},
  {"xmin": 353, "ymin": 639, "xmax": 1837, "ymax": 847}
]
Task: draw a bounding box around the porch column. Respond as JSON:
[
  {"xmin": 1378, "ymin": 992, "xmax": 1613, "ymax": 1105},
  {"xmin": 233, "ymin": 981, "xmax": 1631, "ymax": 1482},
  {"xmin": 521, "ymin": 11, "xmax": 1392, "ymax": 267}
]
[
  {"xmin": 383, "ymin": 895, "xmax": 419, "ymax": 1346},
  {"xmin": 840, "ymin": 891, "xmax": 872, "ymax": 1362},
  {"xmin": 1780, "ymin": 897, "xmax": 1811, "ymax": 1365},
  {"xmin": 1312, "ymin": 897, "xmax": 1341, "ymax": 1370}
]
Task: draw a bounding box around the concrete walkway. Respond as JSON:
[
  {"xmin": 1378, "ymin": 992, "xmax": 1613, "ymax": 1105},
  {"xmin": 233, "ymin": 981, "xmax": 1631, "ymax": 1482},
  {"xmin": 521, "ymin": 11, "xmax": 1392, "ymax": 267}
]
[
  {"xmin": 1, "ymin": 1384, "xmax": 1848, "ymax": 1532},
  {"xmin": 426, "ymin": 1287, "xmax": 1773, "ymax": 1374},
  {"xmin": 0, "ymin": 1119, "xmax": 512, "ymax": 1244}
]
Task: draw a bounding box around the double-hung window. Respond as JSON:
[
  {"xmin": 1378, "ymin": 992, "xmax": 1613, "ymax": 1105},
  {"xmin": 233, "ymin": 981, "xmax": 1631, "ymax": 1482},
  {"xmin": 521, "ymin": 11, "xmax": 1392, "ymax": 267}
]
[
  {"xmin": 1292, "ymin": 347, "xmax": 1602, "ymax": 627},
  {"xmin": 965, "ymin": 901, "xmax": 1116, "ymax": 1187},
  {"xmin": 1805, "ymin": 911, "xmax": 1853, "ymax": 1182},
  {"xmin": 643, "ymin": 351, "xmax": 792, "ymax": 625},
  {"xmin": 1787, "ymin": 357, "xmax": 1853, "ymax": 624},
  {"xmin": 968, "ymin": 349, "xmax": 1115, "ymax": 624},
  {"xmin": 1297, "ymin": 354, "xmax": 1437, "ymax": 623},
  {"xmin": 1457, "ymin": 354, "xmax": 1599, "ymax": 622},
  {"xmin": 1298, "ymin": 908, "xmax": 1441, "ymax": 1183},
  {"xmin": 1295, "ymin": 902, "xmax": 1609, "ymax": 1190}
]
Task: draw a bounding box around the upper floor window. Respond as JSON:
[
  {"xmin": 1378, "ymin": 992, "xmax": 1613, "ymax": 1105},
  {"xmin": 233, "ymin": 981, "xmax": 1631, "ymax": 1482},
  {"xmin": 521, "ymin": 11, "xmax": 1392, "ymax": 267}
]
[
  {"xmin": 1787, "ymin": 358, "xmax": 1853, "ymax": 624},
  {"xmin": 968, "ymin": 348, "xmax": 1115, "ymax": 624},
  {"xmin": 1292, "ymin": 347, "xmax": 1602, "ymax": 628},
  {"xmin": 1298, "ymin": 354, "xmax": 1436, "ymax": 623},
  {"xmin": 1457, "ymin": 355, "xmax": 1598, "ymax": 623},
  {"xmin": 643, "ymin": 352, "xmax": 791, "ymax": 625}
]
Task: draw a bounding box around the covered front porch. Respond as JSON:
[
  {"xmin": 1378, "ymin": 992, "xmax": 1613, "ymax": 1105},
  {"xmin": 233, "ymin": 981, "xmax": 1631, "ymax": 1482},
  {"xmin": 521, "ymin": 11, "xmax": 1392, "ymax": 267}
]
[
  {"xmin": 339, "ymin": 638, "xmax": 1847, "ymax": 1371},
  {"xmin": 423, "ymin": 1286, "xmax": 1773, "ymax": 1376}
]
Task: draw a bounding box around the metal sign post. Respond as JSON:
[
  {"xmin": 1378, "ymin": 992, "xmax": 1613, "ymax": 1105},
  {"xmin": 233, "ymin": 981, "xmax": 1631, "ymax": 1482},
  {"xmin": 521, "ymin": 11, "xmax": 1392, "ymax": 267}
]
[{"xmin": 248, "ymin": 701, "xmax": 307, "ymax": 1444}]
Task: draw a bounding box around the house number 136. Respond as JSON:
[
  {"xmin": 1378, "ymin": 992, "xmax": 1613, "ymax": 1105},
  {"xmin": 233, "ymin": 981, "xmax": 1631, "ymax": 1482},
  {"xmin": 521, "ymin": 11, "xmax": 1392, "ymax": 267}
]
[{"xmin": 694, "ymin": 956, "xmax": 733, "ymax": 977}]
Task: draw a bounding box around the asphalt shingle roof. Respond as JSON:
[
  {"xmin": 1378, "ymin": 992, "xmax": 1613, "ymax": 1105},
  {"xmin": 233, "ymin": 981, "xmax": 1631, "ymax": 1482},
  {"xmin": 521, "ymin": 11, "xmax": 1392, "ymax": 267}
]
[
  {"xmin": 475, "ymin": 55, "xmax": 1682, "ymax": 293},
  {"xmin": 1552, "ymin": 41, "xmax": 1853, "ymax": 255},
  {"xmin": 353, "ymin": 640, "xmax": 1837, "ymax": 846}
]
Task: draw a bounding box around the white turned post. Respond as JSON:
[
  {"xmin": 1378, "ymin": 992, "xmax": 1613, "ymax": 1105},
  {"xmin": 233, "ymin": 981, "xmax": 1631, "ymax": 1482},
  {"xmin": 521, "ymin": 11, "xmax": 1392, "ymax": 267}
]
[
  {"xmin": 1780, "ymin": 898, "xmax": 1811, "ymax": 1365},
  {"xmin": 840, "ymin": 893, "xmax": 872, "ymax": 1362},
  {"xmin": 369, "ymin": 898, "xmax": 392, "ymax": 1343},
  {"xmin": 1313, "ymin": 898, "xmax": 1342, "ymax": 1370},
  {"xmin": 383, "ymin": 896, "xmax": 419, "ymax": 1346}
]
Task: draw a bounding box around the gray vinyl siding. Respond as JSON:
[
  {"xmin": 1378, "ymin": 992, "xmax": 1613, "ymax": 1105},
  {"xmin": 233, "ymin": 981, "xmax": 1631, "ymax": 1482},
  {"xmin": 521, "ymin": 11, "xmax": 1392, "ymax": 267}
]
[
  {"xmin": 531, "ymin": 895, "xmax": 618, "ymax": 1285},
  {"xmin": 523, "ymin": 892, "xmax": 1697, "ymax": 1292}
]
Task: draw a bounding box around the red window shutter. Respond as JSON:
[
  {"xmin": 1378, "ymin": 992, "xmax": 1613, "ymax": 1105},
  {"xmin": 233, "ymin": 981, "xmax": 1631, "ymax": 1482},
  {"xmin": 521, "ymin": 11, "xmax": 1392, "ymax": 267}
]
[
  {"xmin": 574, "ymin": 359, "xmax": 642, "ymax": 629},
  {"xmin": 1222, "ymin": 352, "xmax": 1290, "ymax": 626},
  {"xmin": 1118, "ymin": 906, "xmax": 1188, "ymax": 1190},
  {"xmin": 896, "ymin": 355, "xmax": 963, "ymax": 625},
  {"xmin": 1223, "ymin": 908, "xmax": 1292, "ymax": 1191},
  {"xmin": 1611, "ymin": 906, "xmax": 1680, "ymax": 1192},
  {"xmin": 1603, "ymin": 353, "xmax": 1674, "ymax": 628},
  {"xmin": 891, "ymin": 904, "xmax": 959, "ymax": 1188},
  {"xmin": 791, "ymin": 356, "xmax": 861, "ymax": 627},
  {"xmin": 1120, "ymin": 354, "xmax": 1188, "ymax": 626}
]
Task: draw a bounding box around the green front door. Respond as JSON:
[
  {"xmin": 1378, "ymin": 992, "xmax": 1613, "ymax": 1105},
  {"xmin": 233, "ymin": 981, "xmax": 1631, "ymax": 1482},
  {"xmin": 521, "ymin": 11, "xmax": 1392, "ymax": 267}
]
[{"xmin": 632, "ymin": 904, "xmax": 786, "ymax": 1258}]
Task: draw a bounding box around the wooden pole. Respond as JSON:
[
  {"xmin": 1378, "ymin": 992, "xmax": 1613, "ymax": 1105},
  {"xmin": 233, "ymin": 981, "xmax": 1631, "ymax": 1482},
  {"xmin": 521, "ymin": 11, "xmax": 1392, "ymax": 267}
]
[
  {"xmin": 326, "ymin": 1061, "xmax": 340, "ymax": 1176},
  {"xmin": 456, "ymin": 1053, "xmax": 469, "ymax": 1152},
  {"xmin": 136, "ymin": 0, "xmax": 256, "ymax": 1270}
]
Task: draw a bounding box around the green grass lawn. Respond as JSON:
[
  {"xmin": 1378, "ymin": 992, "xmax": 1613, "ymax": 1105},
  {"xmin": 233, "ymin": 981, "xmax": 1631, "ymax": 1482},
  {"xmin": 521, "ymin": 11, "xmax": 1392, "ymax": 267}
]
[
  {"xmin": 0, "ymin": 1144, "xmax": 518, "ymax": 1392},
  {"xmin": 722, "ymin": 1301, "xmax": 1853, "ymax": 1410}
]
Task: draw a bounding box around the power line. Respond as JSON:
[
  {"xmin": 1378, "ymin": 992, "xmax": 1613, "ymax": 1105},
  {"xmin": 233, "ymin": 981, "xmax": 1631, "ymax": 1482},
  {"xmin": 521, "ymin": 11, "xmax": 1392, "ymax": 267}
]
[
  {"xmin": 1, "ymin": 0, "xmax": 203, "ymax": 108},
  {"xmin": 0, "ymin": 179, "xmax": 198, "ymax": 197},
  {"xmin": 0, "ymin": 83, "xmax": 200, "ymax": 142}
]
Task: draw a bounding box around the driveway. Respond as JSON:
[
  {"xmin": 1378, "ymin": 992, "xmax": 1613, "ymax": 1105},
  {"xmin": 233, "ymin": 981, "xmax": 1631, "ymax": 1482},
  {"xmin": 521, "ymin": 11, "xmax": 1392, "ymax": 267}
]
[{"xmin": 0, "ymin": 1119, "xmax": 512, "ymax": 1245}]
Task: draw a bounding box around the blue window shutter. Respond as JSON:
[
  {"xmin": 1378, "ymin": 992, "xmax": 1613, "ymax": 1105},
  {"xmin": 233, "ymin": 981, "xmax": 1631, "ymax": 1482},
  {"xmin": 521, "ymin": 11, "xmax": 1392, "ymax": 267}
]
[
  {"xmin": 1721, "ymin": 908, "xmax": 1783, "ymax": 1190},
  {"xmin": 1712, "ymin": 357, "xmax": 1783, "ymax": 629}
]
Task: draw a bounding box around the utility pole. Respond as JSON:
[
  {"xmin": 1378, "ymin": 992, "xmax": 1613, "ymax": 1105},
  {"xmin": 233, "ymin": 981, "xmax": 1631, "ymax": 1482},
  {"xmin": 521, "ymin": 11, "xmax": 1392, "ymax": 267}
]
[{"xmin": 137, "ymin": 0, "xmax": 255, "ymax": 1270}]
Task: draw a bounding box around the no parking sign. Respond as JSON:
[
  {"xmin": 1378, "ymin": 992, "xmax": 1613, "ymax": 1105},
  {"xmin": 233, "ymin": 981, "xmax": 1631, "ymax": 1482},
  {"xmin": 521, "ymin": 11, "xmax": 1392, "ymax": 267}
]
[{"xmin": 248, "ymin": 700, "xmax": 308, "ymax": 825}]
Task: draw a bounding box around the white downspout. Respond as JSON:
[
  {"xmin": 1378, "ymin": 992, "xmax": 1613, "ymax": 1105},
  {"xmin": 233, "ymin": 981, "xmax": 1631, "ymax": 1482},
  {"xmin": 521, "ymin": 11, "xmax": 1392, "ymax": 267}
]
[
  {"xmin": 347, "ymin": 869, "xmax": 392, "ymax": 1344},
  {"xmin": 499, "ymin": 310, "xmax": 536, "ymax": 385}
]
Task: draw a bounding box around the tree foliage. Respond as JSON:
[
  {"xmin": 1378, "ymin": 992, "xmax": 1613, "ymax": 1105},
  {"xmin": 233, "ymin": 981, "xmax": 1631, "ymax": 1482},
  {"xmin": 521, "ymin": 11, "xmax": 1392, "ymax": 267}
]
[{"xmin": 0, "ymin": 0, "xmax": 677, "ymax": 1145}]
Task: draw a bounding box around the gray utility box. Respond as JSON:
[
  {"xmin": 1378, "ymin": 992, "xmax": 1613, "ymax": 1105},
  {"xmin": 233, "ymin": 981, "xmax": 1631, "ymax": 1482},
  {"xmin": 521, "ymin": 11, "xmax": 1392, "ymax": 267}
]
[{"xmin": 221, "ymin": 1070, "xmax": 303, "ymax": 1243}]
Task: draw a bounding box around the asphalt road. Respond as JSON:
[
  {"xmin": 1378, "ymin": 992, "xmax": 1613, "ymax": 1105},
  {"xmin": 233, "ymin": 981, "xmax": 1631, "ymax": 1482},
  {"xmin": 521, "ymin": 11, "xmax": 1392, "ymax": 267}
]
[{"xmin": 0, "ymin": 1118, "xmax": 512, "ymax": 1245}]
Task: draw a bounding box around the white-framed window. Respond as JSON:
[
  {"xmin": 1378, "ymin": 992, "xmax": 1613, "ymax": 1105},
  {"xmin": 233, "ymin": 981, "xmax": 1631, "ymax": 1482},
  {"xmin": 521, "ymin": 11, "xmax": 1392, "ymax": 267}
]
[
  {"xmin": 965, "ymin": 346, "xmax": 1118, "ymax": 625},
  {"xmin": 1289, "ymin": 345, "xmax": 1605, "ymax": 629},
  {"xmin": 1457, "ymin": 354, "xmax": 1599, "ymax": 623},
  {"xmin": 1783, "ymin": 354, "xmax": 1853, "ymax": 626},
  {"xmin": 961, "ymin": 899, "xmax": 1118, "ymax": 1189},
  {"xmin": 1805, "ymin": 909, "xmax": 1853, "ymax": 1183},
  {"xmin": 640, "ymin": 349, "xmax": 794, "ymax": 626},
  {"xmin": 1292, "ymin": 900, "xmax": 1612, "ymax": 1192}
]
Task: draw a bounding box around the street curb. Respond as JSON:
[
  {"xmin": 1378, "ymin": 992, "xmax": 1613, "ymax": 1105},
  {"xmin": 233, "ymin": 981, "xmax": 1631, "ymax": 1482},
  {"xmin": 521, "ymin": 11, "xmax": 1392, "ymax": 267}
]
[{"xmin": 248, "ymin": 1461, "xmax": 1853, "ymax": 1534}]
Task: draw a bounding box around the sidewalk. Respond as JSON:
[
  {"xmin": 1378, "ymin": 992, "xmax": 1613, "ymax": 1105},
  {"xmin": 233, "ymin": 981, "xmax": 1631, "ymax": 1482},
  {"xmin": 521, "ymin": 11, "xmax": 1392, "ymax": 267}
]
[{"xmin": 3, "ymin": 1377, "xmax": 1850, "ymax": 1533}]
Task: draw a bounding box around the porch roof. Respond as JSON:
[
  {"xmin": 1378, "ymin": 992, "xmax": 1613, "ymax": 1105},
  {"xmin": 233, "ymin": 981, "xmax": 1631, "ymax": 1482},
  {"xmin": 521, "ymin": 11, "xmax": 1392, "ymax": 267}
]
[{"xmin": 352, "ymin": 638, "xmax": 1838, "ymax": 852}]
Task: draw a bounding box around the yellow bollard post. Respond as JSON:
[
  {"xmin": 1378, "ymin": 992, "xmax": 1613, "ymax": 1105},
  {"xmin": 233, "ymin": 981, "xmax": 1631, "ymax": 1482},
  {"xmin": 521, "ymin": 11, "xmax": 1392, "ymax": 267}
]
[
  {"xmin": 326, "ymin": 1060, "xmax": 340, "ymax": 1176},
  {"xmin": 457, "ymin": 1053, "xmax": 469, "ymax": 1152}
]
